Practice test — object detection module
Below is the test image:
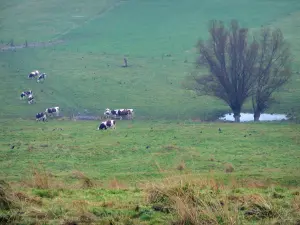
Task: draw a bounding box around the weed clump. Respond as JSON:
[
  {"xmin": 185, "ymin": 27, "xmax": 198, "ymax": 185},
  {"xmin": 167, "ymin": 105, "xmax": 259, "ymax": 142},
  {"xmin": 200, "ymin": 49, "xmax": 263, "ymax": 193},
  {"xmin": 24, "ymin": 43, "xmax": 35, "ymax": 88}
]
[
  {"xmin": 72, "ymin": 171, "xmax": 94, "ymax": 188},
  {"xmin": 0, "ymin": 180, "xmax": 15, "ymax": 210},
  {"xmin": 31, "ymin": 167, "xmax": 51, "ymax": 189},
  {"xmin": 225, "ymin": 163, "xmax": 234, "ymax": 173},
  {"xmin": 147, "ymin": 181, "xmax": 237, "ymax": 224},
  {"xmin": 0, "ymin": 180, "xmax": 20, "ymax": 224},
  {"xmin": 146, "ymin": 178, "xmax": 299, "ymax": 225},
  {"xmin": 177, "ymin": 161, "xmax": 186, "ymax": 171},
  {"xmin": 72, "ymin": 200, "xmax": 97, "ymax": 223},
  {"xmin": 14, "ymin": 191, "xmax": 42, "ymax": 205},
  {"xmin": 109, "ymin": 178, "xmax": 127, "ymax": 190}
]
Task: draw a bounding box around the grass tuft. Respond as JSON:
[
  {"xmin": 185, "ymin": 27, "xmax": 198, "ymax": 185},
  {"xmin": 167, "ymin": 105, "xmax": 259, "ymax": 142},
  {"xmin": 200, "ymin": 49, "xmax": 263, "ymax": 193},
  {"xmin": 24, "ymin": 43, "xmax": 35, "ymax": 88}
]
[
  {"xmin": 72, "ymin": 200, "xmax": 97, "ymax": 223},
  {"xmin": 225, "ymin": 163, "xmax": 235, "ymax": 173},
  {"xmin": 0, "ymin": 180, "xmax": 16, "ymax": 211},
  {"xmin": 177, "ymin": 161, "xmax": 186, "ymax": 171},
  {"xmin": 31, "ymin": 167, "xmax": 51, "ymax": 189},
  {"xmin": 14, "ymin": 191, "xmax": 42, "ymax": 205},
  {"xmin": 72, "ymin": 170, "xmax": 94, "ymax": 189},
  {"xmin": 108, "ymin": 178, "xmax": 127, "ymax": 190}
]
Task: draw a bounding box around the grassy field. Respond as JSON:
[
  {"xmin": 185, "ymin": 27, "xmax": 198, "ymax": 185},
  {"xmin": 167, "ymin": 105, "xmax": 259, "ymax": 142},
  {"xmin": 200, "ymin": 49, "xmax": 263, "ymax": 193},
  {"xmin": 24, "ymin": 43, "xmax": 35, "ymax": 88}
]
[
  {"xmin": 1, "ymin": 0, "xmax": 300, "ymax": 224},
  {"xmin": 1, "ymin": 119, "xmax": 300, "ymax": 185},
  {"xmin": 0, "ymin": 119, "xmax": 300, "ymax": 224}
]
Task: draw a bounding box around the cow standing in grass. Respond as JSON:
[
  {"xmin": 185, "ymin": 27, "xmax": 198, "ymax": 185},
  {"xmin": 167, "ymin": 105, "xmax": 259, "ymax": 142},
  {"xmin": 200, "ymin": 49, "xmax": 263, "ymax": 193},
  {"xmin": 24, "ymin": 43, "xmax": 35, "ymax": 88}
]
[
  {"xmin": 27, "ymin": 94, "xmax": 35, "ymax": 104},
  {"xmin": 97, "ymin": 120, "xmax": 116, "ymax": 130},
  {"xmin": 20, "ymin": 90, "xmax": 32, "ymax": 100},
  {"xmin": 104, "ymin": 108, "xmax": 118, "ymax": 119},
  {"xmin": 36, "ymin": 112, "xmax": 47, "ymax": 122},
  {"xmin": 28, "ymin": 70, "xmax": 39, "ymax": 79},
  {"xmin": 45, "ymin": 107, "xmax": 60, "ymax": 116},
  {"xmin": 104, "ymin": 108, "xmax": 134, "ymax": 120},
  {"xmin": 37, "ymin": 73, "xmax": 47, "ymax": 83}
]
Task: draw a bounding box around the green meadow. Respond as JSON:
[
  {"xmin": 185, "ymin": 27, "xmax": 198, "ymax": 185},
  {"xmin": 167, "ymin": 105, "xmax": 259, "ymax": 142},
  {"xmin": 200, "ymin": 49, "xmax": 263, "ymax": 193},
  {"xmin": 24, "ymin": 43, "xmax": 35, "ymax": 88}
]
[
  {"xmin": 1, "ymin": 0, "xmax": 300, "ymax": 224},
  {"xmin": 1, "ymin": 0, "xmax": 300, "ymax": 119},
  {"xmin": 1, "ymin": 119, "xmax": 300, "ymax": 224}
]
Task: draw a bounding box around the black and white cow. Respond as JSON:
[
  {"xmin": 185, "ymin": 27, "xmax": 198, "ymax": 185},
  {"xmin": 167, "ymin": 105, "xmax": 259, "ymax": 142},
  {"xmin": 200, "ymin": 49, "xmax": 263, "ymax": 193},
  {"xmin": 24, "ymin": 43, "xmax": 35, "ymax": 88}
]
[
  {"xmin": 36, "ymin": 112, "xmax": 47, "ymax": 122},
  {"xmin": 45, "ymin": 107, "xmax": 60, "ymax": 116},
  {"xmin": 27, "ymin": 94, "xmax": 35, "ymax": 104},
  {"xmin": 28, "ymin": 70, "xmax": 39, "ymax": 79},
  {"xmin": 20, "ymin": 90, "xmax": 32, "ymax": 100},
  {"xmin": 104, "ymin": 108, "xmax": 118, "ymax": 118},
  {"xmin": 37, "ymin": 73, "xmax": 47, "ymax": 83},
  {"xmin": 104, "ymin": 108, "xmax": 134, "ymax": 120},
  {"xmin": 97, "ymin": 120, "xmax": 116, "ymax": 130}
]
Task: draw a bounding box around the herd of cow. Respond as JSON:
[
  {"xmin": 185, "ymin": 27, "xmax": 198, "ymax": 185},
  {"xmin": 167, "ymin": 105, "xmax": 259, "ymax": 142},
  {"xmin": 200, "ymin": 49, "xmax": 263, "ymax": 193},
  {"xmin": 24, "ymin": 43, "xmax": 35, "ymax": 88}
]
[
  {"xmin": 20, "ymin": 70, "xmax": 58, "ymax": 122},
  {"xmin": 98, "ymin": 108, "xmax": 135, "ymax": 130},
  {"xmin": 20, "ymin": 70, "xmax": 47, "ymax": 104},
  {"xmin": 28, "ymin": 70, "xmax": 47, "ymax": 83},
  {"xmin": 20, "ymin": 70, "xmax": 134, "ymax": 130}
]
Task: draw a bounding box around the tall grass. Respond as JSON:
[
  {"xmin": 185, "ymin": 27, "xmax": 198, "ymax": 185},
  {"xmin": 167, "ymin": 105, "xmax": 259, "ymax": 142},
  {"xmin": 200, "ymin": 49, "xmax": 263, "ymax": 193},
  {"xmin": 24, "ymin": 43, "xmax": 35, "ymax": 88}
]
[{"xmin": 146, "ymin": 176, "xmax": 300, "ymax": 224}]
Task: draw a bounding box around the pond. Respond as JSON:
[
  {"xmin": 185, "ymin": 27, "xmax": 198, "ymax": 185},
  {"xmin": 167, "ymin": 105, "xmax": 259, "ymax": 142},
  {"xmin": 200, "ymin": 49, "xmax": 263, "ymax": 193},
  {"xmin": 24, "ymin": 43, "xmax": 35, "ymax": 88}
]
[{"xmin": 219, "ymin": 113, "xmax": 288, "ymax": 122}]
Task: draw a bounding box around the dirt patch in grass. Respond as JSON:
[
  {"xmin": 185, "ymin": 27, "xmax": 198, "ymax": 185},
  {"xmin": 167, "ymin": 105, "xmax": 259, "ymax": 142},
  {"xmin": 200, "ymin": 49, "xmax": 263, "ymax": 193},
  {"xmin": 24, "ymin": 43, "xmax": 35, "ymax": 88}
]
[{"xmin": 162, "ymin": 144, "xmax": 182, "ymax": 151}]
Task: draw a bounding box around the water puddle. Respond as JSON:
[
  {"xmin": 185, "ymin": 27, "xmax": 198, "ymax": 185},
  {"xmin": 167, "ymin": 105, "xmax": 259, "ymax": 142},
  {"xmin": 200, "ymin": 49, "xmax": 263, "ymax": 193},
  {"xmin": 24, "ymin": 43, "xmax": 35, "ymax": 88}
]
[{"xmin": 219, "ymin": 113, "xmax": 288, "ymax": 122}]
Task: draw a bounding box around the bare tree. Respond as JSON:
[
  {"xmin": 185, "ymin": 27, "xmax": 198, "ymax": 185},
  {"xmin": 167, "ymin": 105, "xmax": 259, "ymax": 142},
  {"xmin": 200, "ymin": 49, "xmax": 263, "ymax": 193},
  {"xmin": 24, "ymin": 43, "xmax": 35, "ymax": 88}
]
[
  {"xmin": 252, "ymin": 28, "xmax": 292, "ymax": 121},
  {"xmin": 196, "ymin": 20, "xmax": 259, "ymax": 122}
]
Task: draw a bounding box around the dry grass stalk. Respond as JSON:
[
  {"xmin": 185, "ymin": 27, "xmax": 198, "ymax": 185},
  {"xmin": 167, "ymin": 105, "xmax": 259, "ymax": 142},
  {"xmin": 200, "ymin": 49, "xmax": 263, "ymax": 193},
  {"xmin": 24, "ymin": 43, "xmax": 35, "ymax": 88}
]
[
  {"xmin": 14, "ymin": 192, "xmax": 42, "ymax": 206},
  {"xmin": 225, "ymin": 163, "xmax": 234, "ymax": 173},
  {"xmin": 146, "ymin": 178, "xmax": 243, "ymax": 225},
  {"xmin": 292, "ymin": 195, "xmax": 300, "ymax": 213},
  {"xmin": 108, "ymin": 177, "xmax": 127, "ymax": 190},
  {"xmin": 32, "ymin": 167, "xmax": 50, "ymax": 189},
  {"xmin": 61, "ymin": 218, "xmax": 79, "ymax": 225},
  {"xmin": 172, "ymin": 196, "xmax": 201, "ymax": 225},
  {"xmin": 26, "ymin": 207, "xmax": 48, "ymax": 219},
  {"xmin": 177, "ymin": 161, "xmax": 186, "ymax": 171},
  {"xmin": 0, "ymin": 180, "xmax": 17, "ymax": 210},
  {"xmin": 72, "ymin": 200, "xmax": 96, "ymax": 223},
  {"xmin": 154, "ymin": 161, "xmax": 165, "ymax": 173},
  {"xmin": 72, "ymin": 170, "xmax": 94, "ymax": 188},
  {"xmin": 102, "ymin": 201, "xmax": 114, "ymax": 208},
  {"xmin": 209, "ymin": 155, "xmax": 215, "ymax": 161}
]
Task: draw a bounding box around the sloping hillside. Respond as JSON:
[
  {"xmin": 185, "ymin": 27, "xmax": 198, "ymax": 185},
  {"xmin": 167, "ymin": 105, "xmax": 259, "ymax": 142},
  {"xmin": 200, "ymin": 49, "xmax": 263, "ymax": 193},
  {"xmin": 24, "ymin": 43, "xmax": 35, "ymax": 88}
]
[{"xmin": 0, "ymin": 0, "xmax": 300, "ymax": 119}]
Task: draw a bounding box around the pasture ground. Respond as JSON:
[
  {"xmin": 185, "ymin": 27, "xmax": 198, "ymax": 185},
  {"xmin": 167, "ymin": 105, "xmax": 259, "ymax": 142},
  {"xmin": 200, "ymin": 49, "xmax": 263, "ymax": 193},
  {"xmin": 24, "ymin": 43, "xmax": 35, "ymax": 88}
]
[
  {"xmin": 1, "ymin": 0, "xmax": 300, "ymax": 224},
  {"xmin": 0, "ymin": 119, "xmax": 299, "ymax": 224}
]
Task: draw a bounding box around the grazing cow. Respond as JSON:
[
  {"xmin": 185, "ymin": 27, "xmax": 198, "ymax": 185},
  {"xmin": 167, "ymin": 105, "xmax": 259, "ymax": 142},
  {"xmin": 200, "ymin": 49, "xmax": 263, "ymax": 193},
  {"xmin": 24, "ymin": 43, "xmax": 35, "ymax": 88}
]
[
  {"xmin": 45, "ymin": 107, "xmax": 60, "ymax": 116},
  {"xmin": 27, "ymin": 94, "xmax": 35, "ymax": 104},
  {"xmin": 97, "ymin": 120, "xmax": 116, "ymax": 130},
  {"xmin": 104, "ymin": 108, "xmax": 119, "ymax": 119},
  {"xmin": 124, "ymin": 108, "xmax": 134, "ymax": 119},
  {"xmin": 36, "ymin": 112, "xmax": 47, "ymax": 122},
  {"xmin": 28, "ymin": 70, "xmax": 39, "ymax": 79},
  {"xmin": 20, "ymin": 90, "xmax": 32, "ymax": 100},
  {"xmin": 37, "ymin": 73, "xmax": 46, "ymax": 83},
  {"xmin": 104, "ymin": 108, "xmax": 134, "ymax": 120}
]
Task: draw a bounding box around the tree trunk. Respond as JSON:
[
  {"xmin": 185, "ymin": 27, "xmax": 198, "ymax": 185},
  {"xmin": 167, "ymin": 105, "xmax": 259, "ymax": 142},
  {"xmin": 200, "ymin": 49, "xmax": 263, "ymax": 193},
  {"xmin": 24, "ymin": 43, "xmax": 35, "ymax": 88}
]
[
  {"xmin": 233, "ymin": 113, "xmax": 241, "ymax": 122},
  {"xmin": 254, "ymin": 112, "xmax": 261, "ymax": 121}
]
